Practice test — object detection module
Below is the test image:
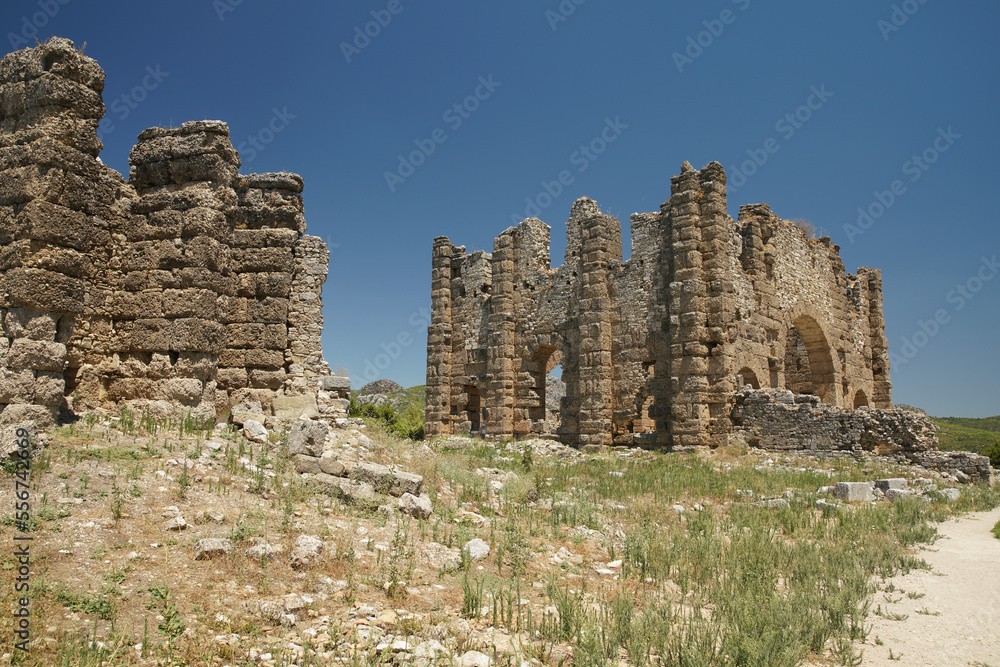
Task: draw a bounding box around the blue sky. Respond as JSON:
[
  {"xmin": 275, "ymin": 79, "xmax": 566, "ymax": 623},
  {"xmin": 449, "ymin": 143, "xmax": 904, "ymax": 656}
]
[{"xmin": 5, "ymin": 0, "xmax": 997, "ymax": 417}]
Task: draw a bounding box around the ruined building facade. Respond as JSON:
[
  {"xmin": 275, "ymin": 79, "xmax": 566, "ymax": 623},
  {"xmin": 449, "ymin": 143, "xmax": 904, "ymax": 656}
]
[
  {"xmin": 426, "ymin": 161, "xmax": 892, "ymax": 448},
  {"xmin": 0, "ymin": 39, "xmax": 342, "ymax": 428}
]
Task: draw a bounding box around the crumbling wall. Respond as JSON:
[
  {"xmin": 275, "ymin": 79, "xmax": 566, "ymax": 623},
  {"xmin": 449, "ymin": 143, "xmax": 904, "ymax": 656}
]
[
  {"xmin": 731, "ymin": 388, "xmax": 993, "ymax": 483},
  {"xmin": 427, "ymin": 160, "xmax": 893, "ymax": 449},
  {"xmin": 0, "ymin": 39, "xmax": 339, "ymax": 427}
]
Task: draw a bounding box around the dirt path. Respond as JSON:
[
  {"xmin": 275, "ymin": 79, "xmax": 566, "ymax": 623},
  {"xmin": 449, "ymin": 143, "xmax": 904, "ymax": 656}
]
[{"xmin": 856, "ymin": 506, "xmax": 1000, "ymax": 666}]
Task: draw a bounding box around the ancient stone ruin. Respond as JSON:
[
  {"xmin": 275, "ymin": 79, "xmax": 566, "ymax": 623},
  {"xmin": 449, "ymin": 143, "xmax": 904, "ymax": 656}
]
[
  {"xmin": 426, "ymin": 160, "xmax": 895, "ymax": 450},
  {"xmin": 0, "ymin": 38, "xmax": 347, "ymax": 428}
]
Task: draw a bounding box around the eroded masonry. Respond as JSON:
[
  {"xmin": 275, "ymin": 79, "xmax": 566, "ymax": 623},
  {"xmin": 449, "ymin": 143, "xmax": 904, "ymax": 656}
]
[
  {"xmin": 0, "ymin": 39, "xmax": 347, "ymax": 428},
  {"xmin": 426, "ymin": 160, "xmax": 895, "ymax": 449}
]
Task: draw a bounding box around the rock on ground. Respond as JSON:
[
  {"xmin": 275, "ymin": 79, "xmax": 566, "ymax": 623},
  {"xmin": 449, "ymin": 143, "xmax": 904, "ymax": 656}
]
[
  {"xmin": 194, "ymin": 538, "xmax": 233, "ymax": 560},
  {"xmin": 290, "ymin": 534, "xmax": 324, "ymax": 569}
]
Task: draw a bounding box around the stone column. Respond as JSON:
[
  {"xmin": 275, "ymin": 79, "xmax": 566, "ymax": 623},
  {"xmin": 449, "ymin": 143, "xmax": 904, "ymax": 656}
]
[
  {"xmin": 425, "ymin": 237, "xmax": 454, "ymax": 437},
  {"xmin": 484, "ymin": 232, "xmax": 516, "ymax": 439},
  {"xmin": 864, "ymin": 268, "xmax": 892, "ymax": 408},
  {"xmin": 658, "ymin": 162, "xmax": 713, "ymax": 447},
  {"xmin": 0, "ymin": 38, "xmax": 109, "ymax": 427},
  {"xmin": 122, "ymin": 120, "xmax": 240, "ymax": 419},
  {"xmin": 574, "ymin": 210, "xmax": 617, "ymax": 448}
]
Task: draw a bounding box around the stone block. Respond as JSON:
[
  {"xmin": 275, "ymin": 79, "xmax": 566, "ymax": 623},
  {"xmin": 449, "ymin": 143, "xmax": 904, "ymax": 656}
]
[
  {"xmin": 884, "ymin": 489, "xmax": 913, "ymax": 502},
  {"xmin": 875, "ymin": 478, "xmax": 908, "ymax": 492},
  {"xmin": 293, "ymin": 454, "xmax": 321, "ymax": 474},
  {"xmin": 3, "ymin": 339, "xmax": 66, "ymax": 372},
  {"xmin": 273, "ymin": 394, "xmax": 319, "ymax": 420},
  {"xmin": 318, "ymin": 375, "xmax": 351, "ymax": 392},
  {"xmin": 248, "ymin": 369, "xmax": 285, "ymax": 389},
  {"xmin": 351, "ymin": 462, "xmax": 423, "ymax": 497},
  {"xmin": 318, "ymin": 451, "xmax": 347, "ymax": 476},
  {"xmin": 833, "ymin": 481, "xmax": 875, "ymax": 502},
  {"xmin": 287, "ymin": 419, "xmax": 328, "ymax": 457}
]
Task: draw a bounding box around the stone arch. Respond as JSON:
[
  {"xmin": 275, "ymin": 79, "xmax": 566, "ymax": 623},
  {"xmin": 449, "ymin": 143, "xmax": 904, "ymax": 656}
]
[
  {"xmin": 520, "ymin": 337, "xmax": 565, "ymax": 435},
  {"xmin": 783, "ymin": 314, "xmax": 837, "ymax": 404},
  {"xmin": 736, "ymin": 367, "xmax": 761, "ymax": 389},
  {"xmin": 853, "ymin": 389, "xmax": 869, "ymax": 409}
]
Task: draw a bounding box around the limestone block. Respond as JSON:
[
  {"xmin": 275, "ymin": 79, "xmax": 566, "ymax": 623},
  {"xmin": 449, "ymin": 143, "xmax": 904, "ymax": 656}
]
[
  {"xmin": 162, "ymin": 378, "xmax": 203, "ymax": 403},
  {"xmin": 2, "ymin": 309, "xmax": 56, "ymax": 341},
  {"xmin": 875, "ymin": 478, "xmax": 908, "ymax": 492},
  {"xmin": 293, "ymin": 454, "xmax": 321, "ymax": 474},
  {"xmin": 273, "ymin": 394, "xmax": 319, "ymax": 420},
  {"xmin": 833, "ymin": 482, "xmax": 875, "ymax": 502},
  {"xmin": 351, "ymin": 462, "xmax": 423, "ymax": 497},
  {"xmin": 3, "ymin": 267, "xmax": 85, "ymax": 313},
  {"xmin": 462, "ymin": 538, "xmax": 490, "ymax": 561},
  {"xmin": 318, "ymin": 451, "xmax": 347, "ymax": 476},
  {"xmin": 319, "ymin": 375, "xmax": 351, "ymax": 392},
  {"xmin": 0, "ymin": 404, "xmax": 56, "ymax": 429},
  {"xmin": 4, "ymin": 339, "xmax": 66, "ymax": 372},
  {"xmin": 330, "ymin": 479, "xmax": 379, "ymax": 507},
  {"xmin": 249, "ymin": 369, "xmax": 285, "ymax": 389},
  {"xmin": 0, "ymin": 367, "xmax": 36, "ymax": 403}
]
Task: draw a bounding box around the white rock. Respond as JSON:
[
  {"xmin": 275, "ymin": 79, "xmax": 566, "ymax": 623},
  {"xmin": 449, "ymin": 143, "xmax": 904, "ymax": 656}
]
[
  {"xmin": 458, "ymin": 650, "xmax": 491, "ymax": 667},
  {"xmin": 398, "ymin": 492, "xmax": 432, "ymax": 519},
  {"xmin": 242, "ymin": 419, "xmax": 269, "ymax": 444},
  {"xmin": 462, "ymin": 538, "xmax": 490, "ymax": 562}
]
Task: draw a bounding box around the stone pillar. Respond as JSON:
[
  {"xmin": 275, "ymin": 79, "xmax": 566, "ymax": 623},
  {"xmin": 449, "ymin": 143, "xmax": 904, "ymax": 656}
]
[
  {"xmin": 425, "ymin": 237, "xmax": 454, "ymax": 437},
  {"xmin": 217, "ymin": 172, "xmax": 304, "ymax": 412},
  {"xmin": 122, "ymin": 120, "xmax": 240, "ymax": 419},
  {"xmin": 655, "ymin": 161, "xmax": 736, "ymax": 447},
  {"xmin": 574, "ymin": 209, "xmax": 618, "ymax": 448},
  {"xmin": 484, "ymin": 231, "xmax": 517, "ymax": 439},
  {"xmin": 0, "ymin": 38, "xmax": 108, "ymax": 427},
  {"xmin": 864, "ymin": 268, "xmax": 892, "ymax": 408},
  {"xmin": 287, "ymin": 234, "xmax": 331, "ymax": 391},
  {"xmin": 697, "ymin": 163, "xmax": 735, "ymax": 445}
]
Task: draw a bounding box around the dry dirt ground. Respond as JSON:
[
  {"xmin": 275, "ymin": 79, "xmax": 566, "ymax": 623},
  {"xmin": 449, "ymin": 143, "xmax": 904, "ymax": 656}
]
[
  {"xmin": 0, "ymin": 416, "xmax": 995, "ymax": 666},
  {"xmin": 855, "ymin": 506, "xmax": 1000, "ymax": 667}
]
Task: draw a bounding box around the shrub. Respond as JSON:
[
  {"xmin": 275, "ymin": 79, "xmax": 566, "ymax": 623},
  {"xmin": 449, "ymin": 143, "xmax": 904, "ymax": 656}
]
[
  {"xmin": 349, "ymin": 396, "xmax": 425, "ymax": 440},
  {"xmin": 982, "ymin": 438, "xmax": 1000, "ymax": 468}
]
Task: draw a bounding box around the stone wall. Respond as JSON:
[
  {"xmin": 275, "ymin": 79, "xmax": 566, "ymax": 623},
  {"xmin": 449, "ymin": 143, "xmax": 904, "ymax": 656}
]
[
  {"xmin": 731, "ymin": 388, "xmax": 993, "ymax": 483},
  {"xmin": 426, "ymin": 161, "xmax": 892, "ymax": 449},
  {"xmin": 0, "ymin": 39, "xmax": 341, "ymax": 427}
]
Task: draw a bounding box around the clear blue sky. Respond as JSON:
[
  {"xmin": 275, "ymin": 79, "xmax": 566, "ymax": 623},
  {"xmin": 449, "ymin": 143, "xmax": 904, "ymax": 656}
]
[{"xmin": 5, "ymin": 0, "xmax": 997, "ymax": 417}]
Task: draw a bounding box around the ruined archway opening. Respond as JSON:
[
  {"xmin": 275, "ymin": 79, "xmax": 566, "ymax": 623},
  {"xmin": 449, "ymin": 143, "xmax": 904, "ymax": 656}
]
[
  {"xmin": 465, "ymin": 384, "xmax": 481, "ymax": 433},
  {"xmin": 853, "ymin": 389, "xmax": 869, "ymax": 409},
  {"xmin": 783, "ymin": 316, "xmax": 837, "ymax": 404},
  {"xmin": 737, "ymin": 367, "xmax": 761, "ymax": 389},
  {"xmin": 525, "ymin": 345, "xmax": 563, "ymax": 436}
]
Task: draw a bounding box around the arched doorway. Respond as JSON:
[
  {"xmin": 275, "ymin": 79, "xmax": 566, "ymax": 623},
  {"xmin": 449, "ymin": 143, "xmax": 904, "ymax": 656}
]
[
  {"xmin": 737, "ymin": 367, "xmax": 761, "ymax": 389},
  {"xmin": 524, "ymin": 344, "xmax": 563, "ymax": 435},
  {"xmin": 783, "ymin": 315, "xmax": 837, "ymax": 404},
  {"xmin": 853, "ymin": 389, "xmax": 869, "ymax": 409}
]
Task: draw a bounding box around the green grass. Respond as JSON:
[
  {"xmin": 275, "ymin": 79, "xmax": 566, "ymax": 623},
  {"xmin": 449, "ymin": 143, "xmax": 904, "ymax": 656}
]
[
  {"xmin": 992, "ymin": 520, "xmax": 1000, "ymax": 541},
  {"xmin": 933, "ymin": 416, "xmax": 1000, "ymax": 454}
]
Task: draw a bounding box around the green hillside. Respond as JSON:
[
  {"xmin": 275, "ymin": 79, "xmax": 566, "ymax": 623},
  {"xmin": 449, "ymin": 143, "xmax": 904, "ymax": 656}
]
[{"xmin": 933, "ymin": 415, "xmax": 1000, "ymax": 455}]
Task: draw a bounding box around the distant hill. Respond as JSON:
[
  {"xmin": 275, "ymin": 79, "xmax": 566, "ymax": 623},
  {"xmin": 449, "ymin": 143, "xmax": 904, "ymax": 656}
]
[
  {"xmin": 932, "ymin": 415, "xmax": 1000, "ymax": 454},
  {"xmin": 352, "ymin": 381, "xmax": 426, "ymax": 413}
]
